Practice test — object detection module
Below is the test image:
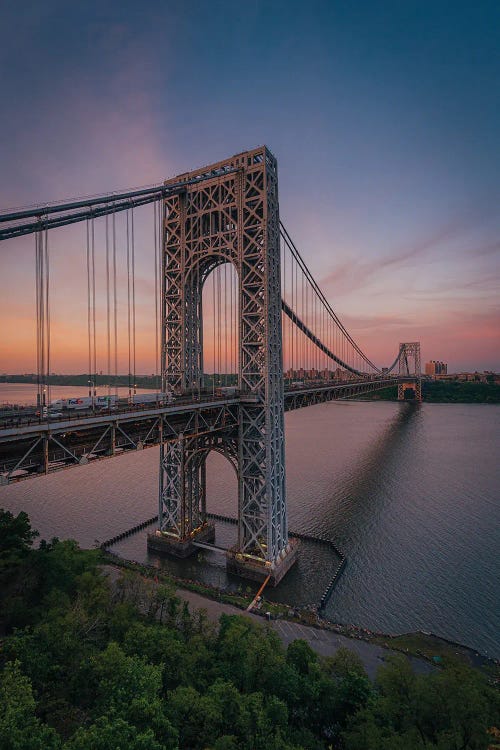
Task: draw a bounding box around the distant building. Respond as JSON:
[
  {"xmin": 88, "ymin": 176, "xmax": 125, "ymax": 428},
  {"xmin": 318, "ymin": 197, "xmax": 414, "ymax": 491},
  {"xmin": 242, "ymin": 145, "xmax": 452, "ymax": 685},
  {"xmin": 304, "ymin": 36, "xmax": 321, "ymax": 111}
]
[{"xmin": 425, "ymin": 360, "xmax": 447, "ymax": 376}]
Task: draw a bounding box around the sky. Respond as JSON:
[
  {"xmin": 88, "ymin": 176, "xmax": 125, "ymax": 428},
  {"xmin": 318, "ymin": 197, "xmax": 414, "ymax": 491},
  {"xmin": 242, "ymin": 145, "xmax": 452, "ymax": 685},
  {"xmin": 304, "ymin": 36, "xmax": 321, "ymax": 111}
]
[{"xmin": 0, "ymin": 0, "xmax": 499, "ymax": 374}]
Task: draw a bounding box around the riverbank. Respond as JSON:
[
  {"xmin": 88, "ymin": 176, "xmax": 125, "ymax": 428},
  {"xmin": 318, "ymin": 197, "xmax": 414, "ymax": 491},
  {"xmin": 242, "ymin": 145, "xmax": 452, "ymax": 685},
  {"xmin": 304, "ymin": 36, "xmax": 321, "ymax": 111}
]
[
  {"xmin": 2, "ymin": 398, "xmax": 497, "ymax": 660},
  {"xmin": 101, "ymin": 549, "xmax": 500, "ymax": 682},
  {"xmin": 357, "ymin": 380, "xmax": 500, "ymax": 403},
  {"xmin": 0, "ymin": 374, "xmax": 159, "ymax": 390},
  {"xmin": 102, "ymin": 555, "xmax": 435, "ymax": 682}
]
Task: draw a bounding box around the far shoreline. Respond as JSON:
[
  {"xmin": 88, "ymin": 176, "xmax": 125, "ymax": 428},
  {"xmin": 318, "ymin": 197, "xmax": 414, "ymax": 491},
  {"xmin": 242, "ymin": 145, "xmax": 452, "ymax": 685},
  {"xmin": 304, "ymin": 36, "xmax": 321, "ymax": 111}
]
[{"xmin": 1, "ymin": 377, "xmax": 499, "ymax": 404}]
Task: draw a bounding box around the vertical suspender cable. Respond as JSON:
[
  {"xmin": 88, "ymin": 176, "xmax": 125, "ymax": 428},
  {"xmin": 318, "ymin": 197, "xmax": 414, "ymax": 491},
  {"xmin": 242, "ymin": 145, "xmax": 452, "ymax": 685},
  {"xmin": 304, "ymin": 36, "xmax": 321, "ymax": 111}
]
[
  {"xmin": 105, "ymin": 213, "xmax": 111, "ymax": 401},
  {"xmin": 126, "ymin": 209, "xmax": 131, "ymax": 401},
  {"xmin": 91, "ymin": 214, "xmax": 97, "ymax": 405},
  {"xmin": 44, "ymin": 227, "xmax": 51, "ymax": 410},
  {"xmin": 291, "ymin": 252, "xmax": 294, "ymax": 378},
  {"xmin": 291, "ymin": 250, "xmax": 294, "ymax": 378},
  {"xmin": 229, "ymin": 261, "xmax": 233, "ymax": 383},
  {"xmin": 306, "ymin": 280, "xmax": 310, "ymax": 374},
  {"xmin": 35, "ymin": 231, "xmax": 40, "ymax": 409},
  {"xmin": 224, "ymin": 262, "xmax": 227, "ymax": 387},
  {"xmin": 217, "ymin": 266, "xmax": 221, "ymax": 387},
  {"xmin": 131, "ymin": 206, "xmax": 136, "ymax": 395},
  {"xmin": 112, "ymin": 207, "xmax": 118, "ymax": 397},
  {"xmin": 39, "ymin": 231, "xmax": 44, "ymax": 406},
  {"xmin": 279, "ymin": 235, "xmax": 288, "ymax": 383},
  {"xmin": 86, "ymin": 218, "xmax": 92, "ymax": 400},
  {"xmin": 154, "ymin": 200, "xmax": 159, "ymax": 397},
  {"xmin": 212, "ymin": 268, "xmax": 216, "ymax": 396},
  {"xmin": 159, "ymin": 197, "xmax": 166, "ymax": 395},
  {"xmin": 310, "ymin": 282, "xmax": 313, "ymax": 374},
  {"xmin": 315, "ymin": 289, "xmax": 318, "ymax": 376},
  {"xmin": 301, "ymin": 268, "xmax": 305, "ymax": 375},
  {"xmin": 310, "ymin": 282, "xmax": 314, "ymax": 375},
  {"xmin": 292, "ymin": 251, "xmax": 296, "ymax": 377},
  {"xmin": 234, "ymin": 267, "xmax": 238, "ymax": 385},
  {"xmin": 215, "ymin": 266, "xmax": 218, "ymax": 387},
  {"xmin": 305, "ymin": 279, "xmax": 308, "ymax": 374}
]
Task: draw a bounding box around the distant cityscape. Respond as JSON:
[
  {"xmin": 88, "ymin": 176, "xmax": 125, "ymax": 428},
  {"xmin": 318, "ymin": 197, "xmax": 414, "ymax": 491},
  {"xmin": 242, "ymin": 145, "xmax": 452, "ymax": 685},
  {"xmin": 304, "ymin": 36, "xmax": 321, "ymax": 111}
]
[
  {"xmin": 1, "ymin": 366, "xmax": 499, "ymax": 386},
  {"xmin": 424, "ymin": 360, "xmax": 499, "ymax": 384}
]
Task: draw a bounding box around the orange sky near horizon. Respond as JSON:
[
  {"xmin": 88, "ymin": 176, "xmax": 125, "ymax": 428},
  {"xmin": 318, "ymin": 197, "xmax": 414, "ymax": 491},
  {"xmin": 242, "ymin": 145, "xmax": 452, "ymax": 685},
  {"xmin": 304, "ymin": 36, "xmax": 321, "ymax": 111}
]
[
  {"xmin": 1, "ymin": 4, "xmax": 499, "ymax": 375},
  {"xmin": 1, "ymin": 215, "xmax": 498, "ymax": 376}
]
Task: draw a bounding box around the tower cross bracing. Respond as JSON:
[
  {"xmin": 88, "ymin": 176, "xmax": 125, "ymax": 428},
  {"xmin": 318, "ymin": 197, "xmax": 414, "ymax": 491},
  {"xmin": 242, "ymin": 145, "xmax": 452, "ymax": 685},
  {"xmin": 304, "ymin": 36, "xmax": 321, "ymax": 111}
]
[
  {"xmin": 158, "ymin": 146, "xmax": 292, "ymax": 580},
  {"xmin": 0, "ymin": 144, "xmax": 422, "ymax": 584}
]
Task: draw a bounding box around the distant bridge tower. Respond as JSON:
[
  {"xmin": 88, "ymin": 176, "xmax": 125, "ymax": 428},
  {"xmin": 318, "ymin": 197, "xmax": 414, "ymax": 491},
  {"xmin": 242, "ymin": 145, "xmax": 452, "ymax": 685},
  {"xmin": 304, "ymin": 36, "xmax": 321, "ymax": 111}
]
[
  {"xmin": 397, "ymin": 342, "xmax": 422, "ymax": 401},
  {"xmin": 151, "ymin": 147, "xmax": 298, "ymax": 584}
]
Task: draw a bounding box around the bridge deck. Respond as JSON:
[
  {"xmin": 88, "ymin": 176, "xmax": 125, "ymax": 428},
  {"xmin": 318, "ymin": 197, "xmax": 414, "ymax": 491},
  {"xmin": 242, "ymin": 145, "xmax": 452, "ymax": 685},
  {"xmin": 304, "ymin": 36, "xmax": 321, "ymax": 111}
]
[{"xmin": 0, "ymin": 378, "xmax": 415, "ymax": 484}]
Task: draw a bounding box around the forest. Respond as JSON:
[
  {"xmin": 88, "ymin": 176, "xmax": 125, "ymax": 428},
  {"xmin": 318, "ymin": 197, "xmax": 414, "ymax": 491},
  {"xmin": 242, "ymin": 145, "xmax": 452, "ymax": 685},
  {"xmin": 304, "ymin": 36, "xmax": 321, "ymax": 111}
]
[
  {"xmin": 1, "ymin": 508, "xmax": 498, "ymax": 750},
  {"xmin": 360, "ymin": 380, "xmax": 500, "ymax": 403}
]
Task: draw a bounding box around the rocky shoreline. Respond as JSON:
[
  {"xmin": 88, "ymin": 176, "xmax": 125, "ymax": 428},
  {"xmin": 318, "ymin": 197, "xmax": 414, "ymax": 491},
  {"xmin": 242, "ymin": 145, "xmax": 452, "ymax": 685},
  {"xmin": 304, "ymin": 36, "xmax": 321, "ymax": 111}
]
[{"xmin": 101, "ymin": 547, "xmax": 499, "ymax": 680}]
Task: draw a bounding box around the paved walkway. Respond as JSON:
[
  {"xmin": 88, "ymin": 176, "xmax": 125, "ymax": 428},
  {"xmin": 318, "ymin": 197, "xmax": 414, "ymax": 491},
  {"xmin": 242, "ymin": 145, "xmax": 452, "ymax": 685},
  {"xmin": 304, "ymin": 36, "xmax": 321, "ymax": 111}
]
[{"xmin": 176, "ymin": 585, "xmax": 434, "ymax": 680}]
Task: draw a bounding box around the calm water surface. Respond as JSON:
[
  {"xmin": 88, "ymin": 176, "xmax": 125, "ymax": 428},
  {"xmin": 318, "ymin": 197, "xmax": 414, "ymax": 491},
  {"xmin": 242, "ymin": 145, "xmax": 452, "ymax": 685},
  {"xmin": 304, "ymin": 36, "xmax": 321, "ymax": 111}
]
[
  {"xmin": 0, "ymin": 383, "xmax": 154, "ymax": 406},
  {"xmin": 1, "ymin": 393, "xmax": 498, "ymax": 657}
]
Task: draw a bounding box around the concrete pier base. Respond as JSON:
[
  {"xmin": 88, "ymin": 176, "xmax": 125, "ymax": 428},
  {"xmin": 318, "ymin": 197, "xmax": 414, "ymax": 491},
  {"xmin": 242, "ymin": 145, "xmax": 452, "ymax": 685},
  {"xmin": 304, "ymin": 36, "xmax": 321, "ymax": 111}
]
[
  {"xmin": 147, "ymin": 523, "xmax": 215, "ymax": 559},
  {"xmin": 226, "ymin": 538, "xmax": 300, "ymax": 586}
]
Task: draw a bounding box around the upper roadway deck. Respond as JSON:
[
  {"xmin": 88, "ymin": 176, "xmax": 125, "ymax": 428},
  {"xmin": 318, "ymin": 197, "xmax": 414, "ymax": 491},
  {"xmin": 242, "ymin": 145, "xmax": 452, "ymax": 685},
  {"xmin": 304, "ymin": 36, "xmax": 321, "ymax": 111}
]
[{"xmin": 0, "ymin": 377, "xmax": 413, "ymax": 483}]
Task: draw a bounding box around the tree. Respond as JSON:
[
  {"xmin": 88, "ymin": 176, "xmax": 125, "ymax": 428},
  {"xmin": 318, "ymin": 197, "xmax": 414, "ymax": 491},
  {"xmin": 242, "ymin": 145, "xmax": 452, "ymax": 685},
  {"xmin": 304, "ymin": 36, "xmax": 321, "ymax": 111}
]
[
  {"xmin": 0, "ymin": 660, "xmax": 61, "ymax": 750},
  {"xmin": 89, "ymin": 642, "xmax": 163, "ymax": 715},
  {"xmin": 0, "ymin": 509, "xmax": 38, "ymax": 566},
  {"xmin": 64, "ymin": 714, "xmax": 167, "ymax": 750},
  {"xmin": 0, "ymin": 510, "xmax": 40, "ymax": 630},
  {"xmin": 327, "ymin": 646, "xmax": 367, "ymax": 679},
  {"xmin": 343, "ymin": 656, "xmax": 499, "ymax": 750},
  {"xmin": 216, "ymin": 615, "xmax": 288, "ymax": 694},
  {"xmin": 122, "ymin": 621, "xmax": 188, "ymax": 689},
  {"xmin": 286, "ymin": 639, "xmax": 318, "ymax": 675}
]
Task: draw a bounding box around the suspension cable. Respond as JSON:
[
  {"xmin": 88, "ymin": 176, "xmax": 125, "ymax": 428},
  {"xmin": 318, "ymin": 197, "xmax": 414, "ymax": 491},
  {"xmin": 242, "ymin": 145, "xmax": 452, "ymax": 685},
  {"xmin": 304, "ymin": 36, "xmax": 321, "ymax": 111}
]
[
  {"xmin": 154, "ymin": 200, "xmax": 159, "ymax": 395},
  {"xmin": 105, "ymin": 213, "xmax": 111, "ymax": 401},
  {"xmin": 126, "ymin": 209, "xmax": 132, "ymax": 401},
  {"xmin": 212, "ymin": 268, "xmax": 216, "ymax": 396},
  {"xmin": 280, "ymin": 222, "xmax": 381, "ymax": 373},
  {"xmin": 112, "ymin": 207, "xmax": 118, "ymax": 397},
  {"xmin": 91, "ymin": 213, "xmax": 97, "ymax": 406},
  {"xmin": 45, "ymin": 226, "xmax": 51, "ymax": 409},
  {"xmin": 131, "ymin": 205, "xmax": 136, "ymax": 395},
  {"xmin": 86, "ymin": 218, "xmax": 92, "ymax": 401}
]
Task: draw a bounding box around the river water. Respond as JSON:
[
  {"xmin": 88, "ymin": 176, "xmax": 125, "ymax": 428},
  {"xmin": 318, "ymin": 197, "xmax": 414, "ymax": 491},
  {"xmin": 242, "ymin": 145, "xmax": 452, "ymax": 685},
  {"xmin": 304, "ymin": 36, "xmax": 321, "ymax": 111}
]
[
  {"xmin": 0, "ymin": 382, "xmax": 154, "ymax": 407},
  {"xmin": 1, "ymin": 391, "xmax": 498, "ymax": 658}
]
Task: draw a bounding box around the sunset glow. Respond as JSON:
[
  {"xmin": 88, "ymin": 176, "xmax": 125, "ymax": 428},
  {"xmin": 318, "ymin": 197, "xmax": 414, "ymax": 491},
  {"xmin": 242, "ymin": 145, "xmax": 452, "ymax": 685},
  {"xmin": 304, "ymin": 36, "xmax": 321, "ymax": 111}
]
[{"xmin": 1, "ymin": 2, "xmax": 499, "ymax": 374}]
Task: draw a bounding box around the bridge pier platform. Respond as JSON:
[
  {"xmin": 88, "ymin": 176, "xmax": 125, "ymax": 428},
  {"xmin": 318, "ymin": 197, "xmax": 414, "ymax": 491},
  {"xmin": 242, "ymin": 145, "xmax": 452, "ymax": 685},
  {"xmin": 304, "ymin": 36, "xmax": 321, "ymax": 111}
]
[
  {"xmin": 226, "ymin": 538, "xmax": 300, "ymax": 587},
  {"xmin": 147, "ymin": 523, "xmax": 215, "ymax": 559}
]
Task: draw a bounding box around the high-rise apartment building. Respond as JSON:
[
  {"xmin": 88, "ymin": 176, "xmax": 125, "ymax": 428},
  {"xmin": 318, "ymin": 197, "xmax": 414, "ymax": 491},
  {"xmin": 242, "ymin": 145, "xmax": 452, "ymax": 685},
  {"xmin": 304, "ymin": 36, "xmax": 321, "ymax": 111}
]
[{"xmin": 425, "ymin": 360, "xmax": 448, "ymax": 376}]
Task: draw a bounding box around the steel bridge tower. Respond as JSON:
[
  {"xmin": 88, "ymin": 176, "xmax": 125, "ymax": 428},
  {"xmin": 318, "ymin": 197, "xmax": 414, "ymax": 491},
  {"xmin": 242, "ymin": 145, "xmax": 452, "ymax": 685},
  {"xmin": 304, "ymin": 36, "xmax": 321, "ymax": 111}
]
[
  {"xmin": 150, "ymin": 146, "xmax": 298, "ymax": 584},
  {"xmin": 397, "ymin": 342, "xmax": 422, "ymax": 401}
]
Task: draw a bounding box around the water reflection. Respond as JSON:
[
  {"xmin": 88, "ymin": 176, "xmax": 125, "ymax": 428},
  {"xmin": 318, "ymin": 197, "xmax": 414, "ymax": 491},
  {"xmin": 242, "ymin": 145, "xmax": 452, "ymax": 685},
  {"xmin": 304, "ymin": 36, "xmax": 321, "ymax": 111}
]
[
  {"xmin": 325, "ymin": 403, "xmax": 422, "ymax": 546},
  {"xmin": 1, "ymin": 400, "xmax": 498, "ymax": 656}
]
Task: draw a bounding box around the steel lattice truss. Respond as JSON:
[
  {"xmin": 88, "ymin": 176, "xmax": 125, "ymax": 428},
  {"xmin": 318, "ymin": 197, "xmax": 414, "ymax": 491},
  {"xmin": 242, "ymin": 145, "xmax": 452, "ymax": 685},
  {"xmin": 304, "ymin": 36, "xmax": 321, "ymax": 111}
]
[
  {"xmin": 0, "ymin": 400, "xmax": 238, "ymax": 485},
  {"xmin": 160, "ymin": 147, "xmax": 287, "ymax": 562},
  {"xmin": 397, "ymin": 342, "xmax": 422, "ymax": 401},
  {"xmin": 0, "ymin": 146, "xmax": 423, "ymax": 575},
  {"xmin": 1, "ymin": 380, "xmax": 412, "ymax": 485}
]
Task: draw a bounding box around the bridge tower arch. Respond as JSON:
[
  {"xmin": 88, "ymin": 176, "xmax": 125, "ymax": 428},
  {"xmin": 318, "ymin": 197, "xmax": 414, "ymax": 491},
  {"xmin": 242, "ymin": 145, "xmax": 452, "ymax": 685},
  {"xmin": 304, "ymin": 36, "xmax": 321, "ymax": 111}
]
[
  {"xmin": 152, "ymin": 146, "xmax": 297, "ymax": 584},
  {"xmin": 397, "ymin": 342, "xmax": 422, "ymax": 401}
]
